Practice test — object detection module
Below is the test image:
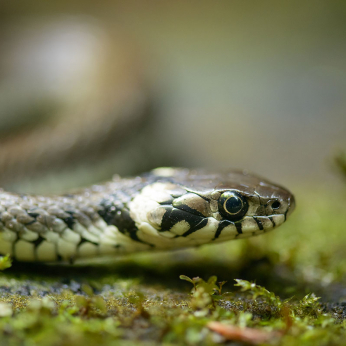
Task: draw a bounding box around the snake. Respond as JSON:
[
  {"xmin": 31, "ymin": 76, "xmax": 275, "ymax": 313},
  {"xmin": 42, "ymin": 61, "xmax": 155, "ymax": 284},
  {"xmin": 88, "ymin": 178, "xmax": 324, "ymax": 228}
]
[{"xmin": 0, "ymin": 166, "xmax": 295, "ymax": 262}]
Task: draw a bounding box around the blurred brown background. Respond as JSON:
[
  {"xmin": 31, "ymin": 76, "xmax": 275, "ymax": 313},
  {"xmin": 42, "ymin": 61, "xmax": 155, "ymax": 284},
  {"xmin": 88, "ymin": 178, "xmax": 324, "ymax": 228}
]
[{"xmin": 0, "ymin": 1, "xmax": 345, "ymax": 193}]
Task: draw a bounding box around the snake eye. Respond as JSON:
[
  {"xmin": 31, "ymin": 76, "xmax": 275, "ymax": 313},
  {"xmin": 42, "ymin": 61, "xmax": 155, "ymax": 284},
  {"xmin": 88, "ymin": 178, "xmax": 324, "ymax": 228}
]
[{"xmin": 218, "ymin": 191, "xmax": 249, "ymax": 221}]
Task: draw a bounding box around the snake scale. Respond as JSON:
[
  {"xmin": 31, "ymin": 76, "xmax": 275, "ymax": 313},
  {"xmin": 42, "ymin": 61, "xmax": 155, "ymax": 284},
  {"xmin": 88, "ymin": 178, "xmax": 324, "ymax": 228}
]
[{"xmin": 0, "ymin": 167, "xmax": 295, "ymax": 262}]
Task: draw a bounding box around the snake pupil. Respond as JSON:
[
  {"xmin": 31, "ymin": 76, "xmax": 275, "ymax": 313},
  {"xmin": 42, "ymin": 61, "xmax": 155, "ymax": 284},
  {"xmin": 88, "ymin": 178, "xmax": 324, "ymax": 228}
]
[
  {"xmin": 218, "ymin": 191, "xmax": 248, "ymax": 221},
  {"xmin": 224, "ymin": 196, "xmax": 243, "ymax": 214}
]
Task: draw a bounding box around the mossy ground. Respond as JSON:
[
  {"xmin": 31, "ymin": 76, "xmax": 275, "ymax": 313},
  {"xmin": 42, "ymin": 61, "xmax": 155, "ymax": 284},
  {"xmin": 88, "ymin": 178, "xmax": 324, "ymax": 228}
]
[{"xmin": 0, "ymin": 182, "xmax": 346, "ymax": 345}]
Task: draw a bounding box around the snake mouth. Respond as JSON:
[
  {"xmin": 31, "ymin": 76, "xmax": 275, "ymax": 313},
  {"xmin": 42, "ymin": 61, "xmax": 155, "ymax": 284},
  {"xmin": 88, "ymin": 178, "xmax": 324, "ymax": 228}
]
[
  {"xmin": 211, "ymin": 212, "xmax": 287, "ymax": 242},
  {"xmin": 145, "ymin": 203, "xmax": 287, "ymax": 246}
]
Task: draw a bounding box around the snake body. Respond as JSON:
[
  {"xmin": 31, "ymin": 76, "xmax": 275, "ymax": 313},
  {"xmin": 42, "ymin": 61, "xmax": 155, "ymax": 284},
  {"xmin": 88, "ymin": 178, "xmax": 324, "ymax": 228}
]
[{"xmin": 0, "ymin": 167, "xmax": 295, "ymax": 262}]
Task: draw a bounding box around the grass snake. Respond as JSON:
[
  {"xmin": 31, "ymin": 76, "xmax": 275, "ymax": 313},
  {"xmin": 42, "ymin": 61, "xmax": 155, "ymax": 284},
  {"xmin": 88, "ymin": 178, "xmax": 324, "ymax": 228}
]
[{"xmin": 0, "ymin": 167, "xmax": 295, "ymax": 262}]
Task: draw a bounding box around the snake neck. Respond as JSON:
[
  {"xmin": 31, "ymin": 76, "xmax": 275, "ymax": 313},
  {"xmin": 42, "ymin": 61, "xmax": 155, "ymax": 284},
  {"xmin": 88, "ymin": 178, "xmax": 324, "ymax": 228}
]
[{"xmin": 0, "ymin": 177, "xmax": 152, "ymax": 262}]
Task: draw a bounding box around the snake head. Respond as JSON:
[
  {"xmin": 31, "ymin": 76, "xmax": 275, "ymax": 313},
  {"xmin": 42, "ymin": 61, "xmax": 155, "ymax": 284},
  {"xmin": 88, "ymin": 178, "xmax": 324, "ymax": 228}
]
[{"xmin": 129, "ymin": 168, "xmax": 295, "ymax": 249}]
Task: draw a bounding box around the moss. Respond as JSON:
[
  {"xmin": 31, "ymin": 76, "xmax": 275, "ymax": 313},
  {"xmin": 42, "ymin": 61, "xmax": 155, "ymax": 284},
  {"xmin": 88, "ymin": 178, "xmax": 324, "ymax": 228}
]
[{"xmin": 0, "ymin": 185, "xmax": 345, "ymax": 345}]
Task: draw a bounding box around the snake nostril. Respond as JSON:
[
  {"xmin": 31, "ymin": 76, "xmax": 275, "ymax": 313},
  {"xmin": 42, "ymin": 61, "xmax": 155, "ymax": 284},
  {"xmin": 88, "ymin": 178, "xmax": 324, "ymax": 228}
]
[{"xmin": 271, "ymin": 201, "xmax": 281, "ymax": 210}]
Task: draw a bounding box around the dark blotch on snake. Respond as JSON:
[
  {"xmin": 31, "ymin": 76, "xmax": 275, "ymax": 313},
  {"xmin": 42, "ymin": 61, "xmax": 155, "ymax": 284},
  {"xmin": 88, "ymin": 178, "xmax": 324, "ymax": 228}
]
[
  {"xmin": 98, "ymin": 198, "xmax": 153, "ymax": 246},
  {"xmin": 64, "ymin": 211, "xmax": 76, "ymax": 230},
  {"xmin": 235, "ymin": 222, "xmax": 243, "ymax": 234},
  {"xmin": 254, "ymin": 217, "xmax": 264, "ymax": 231},
  {"xmin": 160, "ymin": 207, "xmax": 205, "ymax": 234},
  {"xmin": 181, "ymin": 218, "xmax": 208, "ymax": 237},
  {"xmin": 213, "ymin": 220, "xmax": 233, "ymax": 240},
  {"xmin": 78, "ymin": 237, "xmax": 98, "ymax": 247},
  {"xmin": 269, "ymin": 216, "xmax": 276, "ymax": 227}
]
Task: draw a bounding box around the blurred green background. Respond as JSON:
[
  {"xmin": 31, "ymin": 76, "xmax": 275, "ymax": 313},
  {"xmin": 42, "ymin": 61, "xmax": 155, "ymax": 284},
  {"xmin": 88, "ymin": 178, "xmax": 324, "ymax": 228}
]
[{"xmin": 1, "ymin": 1, "xmax": 345, "ymax": 191}]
